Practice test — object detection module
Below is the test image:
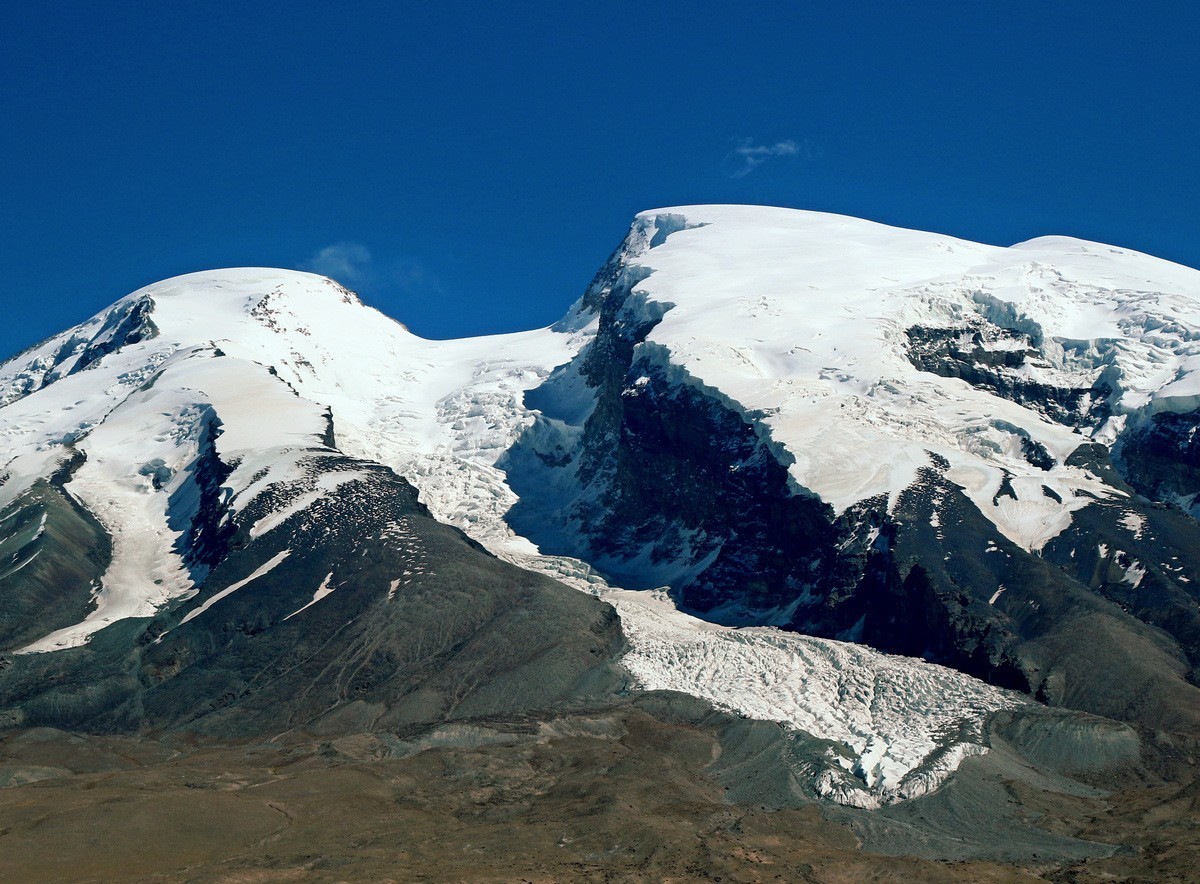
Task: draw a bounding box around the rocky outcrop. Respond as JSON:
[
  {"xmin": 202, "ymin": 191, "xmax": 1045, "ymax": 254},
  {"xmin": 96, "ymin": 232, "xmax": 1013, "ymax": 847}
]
[
  {"xmin": 905, "ymin": 322, "xmax": 1112, "ymax": 428},
  {"xmin": 0, "ymin": 467, "xmax": 110, "ymax": 653},
  {"xmin": 504, "ymin": 231, "xmax": 872, "ymax": 628},
  {"xmin": 1115, "ymin": 408, "xmax": 1200, "ymax": 517},
  {"xmin": 165, "ymin": 408, "xmax": 235, "ymax": 582}
]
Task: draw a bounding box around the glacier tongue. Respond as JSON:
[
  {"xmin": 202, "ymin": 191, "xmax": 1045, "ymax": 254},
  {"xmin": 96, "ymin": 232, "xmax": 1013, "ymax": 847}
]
[{"xmin": 608, "ymin": 589, "xmax": 1018, "ymax": 807}]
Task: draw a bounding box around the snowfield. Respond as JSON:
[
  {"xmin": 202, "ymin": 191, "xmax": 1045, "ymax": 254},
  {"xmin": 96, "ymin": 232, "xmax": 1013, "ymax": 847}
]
[{"xmin": 2, "ymin": 205, "xmax": 1198, "ymax": 804}]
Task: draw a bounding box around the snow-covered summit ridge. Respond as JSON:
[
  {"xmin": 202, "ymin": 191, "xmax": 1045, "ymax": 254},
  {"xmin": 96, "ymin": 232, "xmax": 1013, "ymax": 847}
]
[{"xmin": 1, "ymin": 269, "xmax": 365, "ymax": 406}]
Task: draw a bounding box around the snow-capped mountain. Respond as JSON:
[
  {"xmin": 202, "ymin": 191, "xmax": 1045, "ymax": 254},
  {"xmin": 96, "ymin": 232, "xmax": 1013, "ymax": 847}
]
[{"xmin": 0, "ymin": 206, "xmax": 1197, "ymax": 810}]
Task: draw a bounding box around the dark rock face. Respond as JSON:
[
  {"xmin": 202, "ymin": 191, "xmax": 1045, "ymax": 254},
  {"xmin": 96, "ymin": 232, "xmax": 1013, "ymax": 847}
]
[
  {"xmin": 522, "ymin": 353, "xmax": 862, "ymax": 621},
  {"xmin": 0, "ymin": 456, "xmax": 625, "ymax": 737},
  {"xmin": 905, "ymin": 323, "xmax": 1112, "ymax": 428},
  {"xmin": 69, "ymin": 297, "xmax": 158, "ymax": 375},
  {"xmin": 505, "ymin": 243, "xmax": 872, "ymax": 628},
  {"xmin": 840, "ymin": 468, "xmax": 1030, "ymax": 692},
  {"xmin": 166, "ymin": 408, "xmax": 235, "ymax": 581},
  {"xmin": 612, "ymin": 369, "xmax": 859, "ymax": 621},
  {"xmin": 1042, "ymin": 445, "xmax": 1200, "ymax": 677},
  {"xmin": 0, "ymin": 297, "xmax": 159, "ymax": 407},
  {"xmin": 1115, "ymin": 409, "xmax": 1200, "ymax": 517}
]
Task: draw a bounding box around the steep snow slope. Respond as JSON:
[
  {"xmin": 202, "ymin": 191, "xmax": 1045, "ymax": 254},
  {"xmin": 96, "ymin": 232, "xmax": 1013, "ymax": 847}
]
[{"xmin": 2, "ymin": 206, "xmax": 1198, "ymax": 805}]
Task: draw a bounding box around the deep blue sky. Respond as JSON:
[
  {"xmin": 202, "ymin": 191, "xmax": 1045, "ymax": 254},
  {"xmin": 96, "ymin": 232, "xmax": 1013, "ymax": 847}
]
[{"xmin": 3, "ymin": 2, "xmax": 1198, "ymax": 356}]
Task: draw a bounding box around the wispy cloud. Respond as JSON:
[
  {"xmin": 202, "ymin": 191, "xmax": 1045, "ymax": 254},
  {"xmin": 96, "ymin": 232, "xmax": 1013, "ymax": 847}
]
[
  {"xmin": 728, "ymin": 138, "xmax": 818, "ymax": 178},
  {"xmin": 299, "ymin": 241, "xmax": 443, "ymax": 306},
  {"xmin": 301, "ymin": 241, "xmax": 373, "ymax": 283}
]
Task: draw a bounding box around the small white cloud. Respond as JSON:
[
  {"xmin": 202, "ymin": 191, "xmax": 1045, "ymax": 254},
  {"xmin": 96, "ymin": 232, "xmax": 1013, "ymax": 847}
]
[
  {"xmin": 298, "ymin": 242, "xmax": 443, "ymax": 307},
  {"xmin": 729, "ymin": 138, "xmax": 814, "ymax": 178},
  {"xmin": 301, "ymin": 241, "xmax": 372, "ymax": 283}
]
